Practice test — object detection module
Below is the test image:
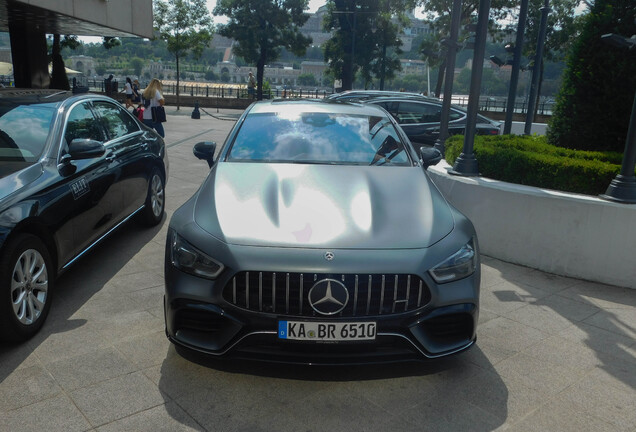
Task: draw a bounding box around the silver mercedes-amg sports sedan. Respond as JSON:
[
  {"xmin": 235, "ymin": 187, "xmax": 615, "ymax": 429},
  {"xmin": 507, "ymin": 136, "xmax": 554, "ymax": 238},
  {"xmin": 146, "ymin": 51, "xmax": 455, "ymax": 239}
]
[{"xmin": 164, "ymin": 99, "xmax": 480, "ymax": 364}]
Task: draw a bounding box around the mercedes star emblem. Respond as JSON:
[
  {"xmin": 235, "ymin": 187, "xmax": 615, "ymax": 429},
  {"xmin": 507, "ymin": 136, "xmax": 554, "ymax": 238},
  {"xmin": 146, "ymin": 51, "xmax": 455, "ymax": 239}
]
[
  {"xmin": 308, "ymin": 279, "xmax": 349, "ymax": 315},
  {"xmin": 324, "ymin": 251, "xmax": 334, "ymax": 261}
]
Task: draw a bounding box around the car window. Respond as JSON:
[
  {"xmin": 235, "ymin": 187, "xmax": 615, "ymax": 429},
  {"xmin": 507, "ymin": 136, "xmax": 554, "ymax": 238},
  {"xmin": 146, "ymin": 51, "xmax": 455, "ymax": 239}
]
[
  {"xmin": 227, "ymin": 112, "xmax": 410, "ymax": 166},
  {"xmin": 449, "ymin": 108, "xmax": 465, "ymax": 122},
  {"xmin": 0, "ymin": 104, "xmax": 55, "ymax": 162},
  {"xmin": 64, "ymin": 102, "xmax": 105, "ymax": 147},
  {"xmin": 92, "ymin": 101, "xmax": 139, "ymax": 141},
  {"xmin": 397, "ymin": 101, "xmax": 441, "ymax": 124}
]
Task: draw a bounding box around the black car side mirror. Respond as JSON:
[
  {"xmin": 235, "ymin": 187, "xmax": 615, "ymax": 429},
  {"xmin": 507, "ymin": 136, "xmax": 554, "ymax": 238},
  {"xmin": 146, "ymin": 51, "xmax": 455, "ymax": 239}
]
[
  {"xmin": 420, "ymin": 147, "xmax": 442, "ymax": 170},
  {"xmin": 193, "ymin": 141, "xmax": 217, "ymax": 168},
  {"xmin": 68, "ymin": 139, "xmax": 106, "ymax": 160}
]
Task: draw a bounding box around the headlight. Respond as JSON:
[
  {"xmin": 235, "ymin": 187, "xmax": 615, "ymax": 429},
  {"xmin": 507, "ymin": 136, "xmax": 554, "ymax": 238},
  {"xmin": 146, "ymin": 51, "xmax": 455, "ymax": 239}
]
[
  {"xmin": 429, "ymin": 238, "xmax": 477, "ymax": 283},
  {"xmin": 169, "ymin": 229, "xmax": 224, "ymax": 279}
]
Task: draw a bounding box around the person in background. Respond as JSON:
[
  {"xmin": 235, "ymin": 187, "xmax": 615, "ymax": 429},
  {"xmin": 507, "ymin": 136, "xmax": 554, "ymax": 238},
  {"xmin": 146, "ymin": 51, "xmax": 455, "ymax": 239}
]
[
  {"xmin": 122, "ymin": 77, "xmax": 134, "ymax": 109},
  {"xmin": 142, "ymin": 78, "xmax": 166, "ymax": 138},
  {"xmin": 247, "ymin": 72, "xmax": 256, "ymax": 99},
  {"xmin": 132, "ymin": 79, "xmax": 141, "ymax": 105},
  {"xmin": 104, "ymin": 74, "xmax": 114, "ymax": 95}
]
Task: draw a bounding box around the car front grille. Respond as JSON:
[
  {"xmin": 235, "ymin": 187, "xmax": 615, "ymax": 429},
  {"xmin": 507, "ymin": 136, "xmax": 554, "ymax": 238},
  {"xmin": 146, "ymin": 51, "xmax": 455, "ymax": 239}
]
[{"xmin": 222, "ymin": 272, "xmax": 431, "ymax": 318}]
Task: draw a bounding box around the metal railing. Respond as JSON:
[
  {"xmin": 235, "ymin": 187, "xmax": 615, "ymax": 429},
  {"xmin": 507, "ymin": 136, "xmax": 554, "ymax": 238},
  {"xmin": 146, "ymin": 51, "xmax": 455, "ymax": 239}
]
[{"xmin": 3, "ymin": 76, "xmax": 555, "ymax": 116}]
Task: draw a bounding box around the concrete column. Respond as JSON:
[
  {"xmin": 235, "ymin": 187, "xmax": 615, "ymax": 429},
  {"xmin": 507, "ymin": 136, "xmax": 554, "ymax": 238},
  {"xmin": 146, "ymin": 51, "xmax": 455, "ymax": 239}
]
[{"xmin": 9, "ymin": 21, "xmax": 50, "ymax": 89}]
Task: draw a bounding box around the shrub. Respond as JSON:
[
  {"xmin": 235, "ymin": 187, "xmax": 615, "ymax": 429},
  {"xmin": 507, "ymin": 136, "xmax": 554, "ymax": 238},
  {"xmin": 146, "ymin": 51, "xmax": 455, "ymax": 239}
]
[{"xmin": 444, "ymin": 135, "xmax": 627, "ymax": 195}]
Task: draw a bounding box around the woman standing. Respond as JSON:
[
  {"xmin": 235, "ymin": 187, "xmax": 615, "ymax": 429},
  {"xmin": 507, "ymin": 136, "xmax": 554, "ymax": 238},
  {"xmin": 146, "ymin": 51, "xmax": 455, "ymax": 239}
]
[
  {"xmin": 123, "ymin": 77, "xmax": 134, "ymax": 109},
  {"xmin": 142, "ymin": 78, "xmax": 166, "ymax": 138},
  {"xmin": 132, "ymin": 79, "xmax": 141, "ymax": 105}
]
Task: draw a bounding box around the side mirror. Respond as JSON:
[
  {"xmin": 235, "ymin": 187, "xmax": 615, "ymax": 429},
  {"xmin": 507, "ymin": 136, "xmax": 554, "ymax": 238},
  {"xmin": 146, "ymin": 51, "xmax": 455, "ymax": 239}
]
[
  {"xmin": 420, "ymin": 147, "xmax": 442, "ymax": 170},
  {"xmin": 68, "ymin": 139, "xmax": 106, "ymax": 160},
  {"xmin": 193, "ymin": 141, "xmax": 217, "ymax": 168}
]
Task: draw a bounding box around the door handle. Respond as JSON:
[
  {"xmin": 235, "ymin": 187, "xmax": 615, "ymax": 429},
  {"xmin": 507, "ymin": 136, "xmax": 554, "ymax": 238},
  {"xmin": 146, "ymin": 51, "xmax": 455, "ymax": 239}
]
[{"xmin": 105, "ymin": 152, "xmax": 116, "ymax": 162}]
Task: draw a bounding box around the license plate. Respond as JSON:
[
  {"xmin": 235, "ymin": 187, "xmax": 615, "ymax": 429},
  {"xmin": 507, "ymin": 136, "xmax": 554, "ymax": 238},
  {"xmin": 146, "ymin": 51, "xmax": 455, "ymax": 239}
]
[{"xmin": 278, "ymin": 321, "xmax": 376, "ymax": 341}]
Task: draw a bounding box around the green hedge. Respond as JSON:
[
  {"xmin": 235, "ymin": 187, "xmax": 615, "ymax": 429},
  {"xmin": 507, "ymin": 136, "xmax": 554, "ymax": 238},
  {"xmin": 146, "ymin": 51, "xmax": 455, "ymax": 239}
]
[{"xmin": 444, "ymin": 135, "xmax": 628, "ymax": 196}]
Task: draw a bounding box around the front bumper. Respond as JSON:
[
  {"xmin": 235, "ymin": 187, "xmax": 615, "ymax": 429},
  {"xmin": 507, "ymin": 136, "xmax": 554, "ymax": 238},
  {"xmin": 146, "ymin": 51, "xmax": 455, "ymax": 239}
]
[{"xmin": 164, "ymin": 256, "xmax": 479, "ymax": 365}]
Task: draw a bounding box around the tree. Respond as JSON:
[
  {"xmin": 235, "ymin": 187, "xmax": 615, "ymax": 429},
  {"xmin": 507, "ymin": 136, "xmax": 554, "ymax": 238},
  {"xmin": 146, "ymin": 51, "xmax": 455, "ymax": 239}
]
[
  {"xmin": 130, "ymin": 57, "xmax": 144, "ymax": 77},
  {"xmin": 322, "ymin": 0, "xmax": 416, "ymax": 91},
  {"xmin": 49, "ymin": 35, "xmax": 78, "ymax": 90},
  {"xmin": 154, "ymin": 0, "xmax": 213, "ymax": 109},
  {"xmin": 417, "ymin": 0, "xmax": 516, "ymax": 97},
  {"xmin": 297, "ymin": 73, "xmax": 317, "ymax": 86},
  {"xmin": 214, "ymin": 0, "xmax": 312, "ymax": 100},
  {"xmin": 547, "ymin": 0, "xmax": 636, "ymax": 152},
  {"xmin": 499, "ymin": 0, "xmax": 581, "ymax": 119}
]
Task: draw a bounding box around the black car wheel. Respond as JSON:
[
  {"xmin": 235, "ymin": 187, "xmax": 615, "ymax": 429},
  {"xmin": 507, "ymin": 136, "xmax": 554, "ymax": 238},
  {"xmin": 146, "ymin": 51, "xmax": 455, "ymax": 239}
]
[
  {"xmin": 0, "ymin": 234, "xmax": 53, "ymax": 342},
  {"xmin": 139, "ymin": 167, "xmax": 165, "ymax": 226}
]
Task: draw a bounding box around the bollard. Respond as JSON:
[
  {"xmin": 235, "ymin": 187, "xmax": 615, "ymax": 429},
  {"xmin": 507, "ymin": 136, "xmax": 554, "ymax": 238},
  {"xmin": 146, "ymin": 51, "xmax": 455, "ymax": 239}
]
[{"xmin": 191, "ymin": 100, "xmax": 201, "ymax": 119}]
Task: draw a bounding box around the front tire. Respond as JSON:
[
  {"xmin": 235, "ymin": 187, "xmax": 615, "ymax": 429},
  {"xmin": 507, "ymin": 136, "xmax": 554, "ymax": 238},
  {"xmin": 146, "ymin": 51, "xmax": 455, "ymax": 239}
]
[
  {"xmin": 139, "ymin": 167, "xmax": 165, "ymax": 226},
  {"xmin": 0, "ymin": 234, "xmax": 53, "ymax": 342}
]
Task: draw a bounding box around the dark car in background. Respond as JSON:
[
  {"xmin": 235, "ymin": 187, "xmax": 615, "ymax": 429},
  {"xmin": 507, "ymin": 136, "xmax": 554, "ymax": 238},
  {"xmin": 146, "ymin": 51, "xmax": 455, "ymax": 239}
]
[
  {"xmin": 329, "ymin": 90, "xmax": 501, "ymax": 147},
  {"xmin": 164, "ymin": 99, "xmax": 480, "ymax": 364},
  {"xmin": 0, "ymin": 89, "xmax": 168, "ymax": 342},
  {"xmin": 364, "ymin": 96, "xmax": 501, "ymax": 147}
]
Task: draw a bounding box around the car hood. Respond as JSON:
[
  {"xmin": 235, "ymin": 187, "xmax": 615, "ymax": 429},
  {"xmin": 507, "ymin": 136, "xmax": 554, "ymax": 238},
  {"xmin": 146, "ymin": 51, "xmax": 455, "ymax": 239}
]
[
  {"xmin": 193, "ymin": 163, "xmax": 454, "ymax": 249},
  {"xmin": 0, "ymin": 162, "xmax": 42, "ymax": 203}
]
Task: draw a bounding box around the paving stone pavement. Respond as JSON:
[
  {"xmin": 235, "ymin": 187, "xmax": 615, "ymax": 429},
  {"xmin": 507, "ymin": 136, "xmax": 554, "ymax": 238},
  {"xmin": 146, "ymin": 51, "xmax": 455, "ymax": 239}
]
[{"xmin": 1, "ymin": 106, "xmax": 635, "ymax": 432}]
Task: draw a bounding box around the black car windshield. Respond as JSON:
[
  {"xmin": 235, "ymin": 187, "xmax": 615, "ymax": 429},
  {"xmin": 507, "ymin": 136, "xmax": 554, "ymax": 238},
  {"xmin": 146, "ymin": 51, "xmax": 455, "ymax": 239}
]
[
  {"xmin": 227, "ymin": 112, "xmax": 411, "ymax": 166},
  {"xmin": 0, "ymin": 104, "xmax": 55, "ymax": 162}
]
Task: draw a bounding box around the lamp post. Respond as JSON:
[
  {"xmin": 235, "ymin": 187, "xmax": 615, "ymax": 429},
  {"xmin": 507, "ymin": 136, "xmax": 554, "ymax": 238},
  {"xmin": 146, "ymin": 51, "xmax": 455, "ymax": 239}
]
[
  {"xmin": 598, "ymin": 33, "xmax": 636, "ymax": 204},
  {"xmin": 524, "ymin": 0, "xmax": 550, "ymax": 135},
  {"xmin": 433, "ymin": 0, "xmax": 462, "ymax": 156},
  {"xmin": 503, "ymin": 0, "xmax": 529, "ymax": 134},
  {"xmin": 449, "ymin": 0, "xmax": 490, "ymax": 176}
]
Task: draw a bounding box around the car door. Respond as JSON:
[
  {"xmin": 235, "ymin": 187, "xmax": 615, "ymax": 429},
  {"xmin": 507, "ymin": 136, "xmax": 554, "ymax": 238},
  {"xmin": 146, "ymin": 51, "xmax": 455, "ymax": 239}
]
[
  {"xmin": 52, "ymin": 100, "xmax": 122, "ymax": 265},
  {"xmin": 91, "ymin": 100, "xmax": 150, "ymax": 220}
]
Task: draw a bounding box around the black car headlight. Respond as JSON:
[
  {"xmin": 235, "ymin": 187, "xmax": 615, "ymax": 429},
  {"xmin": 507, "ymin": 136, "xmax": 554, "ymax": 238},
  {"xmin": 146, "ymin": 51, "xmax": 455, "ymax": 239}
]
[
  {"xmin": 169, "ymin": 229, "xmax": 224, "ymax": 279},
  {"xmin": 429, "ymin": 238, "xmax": 477, "ymax": 283}
]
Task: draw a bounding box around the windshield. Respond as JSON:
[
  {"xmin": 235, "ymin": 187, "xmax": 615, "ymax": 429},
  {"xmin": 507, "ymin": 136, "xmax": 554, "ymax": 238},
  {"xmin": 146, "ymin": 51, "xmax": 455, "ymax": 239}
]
[
  {"xmin": 0, "ymin": 104, "xmax": 55, "ymax": 162},
  {"xmin": 227, "ymin": 112, "xmax": 411, "ymax": 166}
]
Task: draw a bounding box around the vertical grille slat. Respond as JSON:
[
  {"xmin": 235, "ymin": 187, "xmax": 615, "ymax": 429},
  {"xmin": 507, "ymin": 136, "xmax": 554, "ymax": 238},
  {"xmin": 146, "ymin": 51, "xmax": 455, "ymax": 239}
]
[
  {"xmin": 379, "ymin": 275, "xmax": 386, "ymax": 315},
  {"xmin": 245, "ymin": 272, "xmax": 249, "ymax": 308},
  {"xmin": 258, "ymin": 272, "xmax": 263, "ymax": 312},
  {"xmin": 285, "ymin": 273, "xmax": 290, "ymax": 314},
  {"xmin": 353, "ymin": 275, "xmax": 359, "ymax": 317},
  {"xmin": 225, "ymin": 272, "xmax": 430, "ymax": 318},
  {"xmin": 405, "ymin": 275, "xmax": 411, "ymax": 312},
  {"xmin": 299, "ymin": 274, "xmax": 304, "ymax": 315},
  {"xmin": 392, "ymin": 275, "xmax": 399, "ymax": 314},
  {"xmin": 272, "ymin": 273, "xmax": 276, "ymax": 313},
  {"xmin": 366, "ymin": 275, "xmax": 372, "ymax": 315}
]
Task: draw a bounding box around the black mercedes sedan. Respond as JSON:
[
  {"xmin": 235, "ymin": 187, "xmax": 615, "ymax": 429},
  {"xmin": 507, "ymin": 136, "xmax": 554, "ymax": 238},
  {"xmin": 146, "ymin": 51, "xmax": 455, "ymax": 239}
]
[
  {"xmin": 364, "ymin": 96, "xmax": 501, "ymax": 147},
  {"xmin": 0, "ymin": 89, "xmax": 168, "ymax": 342},
  {"xmin": 329, "ymin": 91, "xmax": 501, "ymax": 147},
  {"xmin": 164, "ymin": 99, "xmax": 480, "ymax": 364}
]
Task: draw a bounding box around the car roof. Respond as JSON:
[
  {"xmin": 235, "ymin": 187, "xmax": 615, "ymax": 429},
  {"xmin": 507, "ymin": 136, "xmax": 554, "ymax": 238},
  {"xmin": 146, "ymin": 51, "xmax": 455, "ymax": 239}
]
[
  {"xmin": 0, "ymin": 89, "xmax": 127, "ymax": 114},
  {"xmin": 0, "ymin": 88, "xmax": 75, "ymax": 105},
  {"xmin": 248, "ymin": 98, "xmax": 390, "ymax": 117},
  {"xmin": 328, "ymin": 90, "xmax": 426, "ymax": 99}
]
